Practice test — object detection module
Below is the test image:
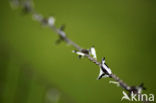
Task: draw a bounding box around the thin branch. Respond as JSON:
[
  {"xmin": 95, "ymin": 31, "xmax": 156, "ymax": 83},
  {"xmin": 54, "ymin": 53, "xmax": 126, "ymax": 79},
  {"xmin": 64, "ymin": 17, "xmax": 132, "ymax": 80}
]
[{"xmin": 10, "ymin": 0, "xmax": 149, "ymax": 102}]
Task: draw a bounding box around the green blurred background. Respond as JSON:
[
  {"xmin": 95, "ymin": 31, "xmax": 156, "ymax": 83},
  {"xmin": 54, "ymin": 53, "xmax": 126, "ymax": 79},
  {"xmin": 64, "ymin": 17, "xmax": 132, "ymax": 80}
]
[{"xmin": 0, "ymin": 0, "xmax": 156, "ymax": 103}]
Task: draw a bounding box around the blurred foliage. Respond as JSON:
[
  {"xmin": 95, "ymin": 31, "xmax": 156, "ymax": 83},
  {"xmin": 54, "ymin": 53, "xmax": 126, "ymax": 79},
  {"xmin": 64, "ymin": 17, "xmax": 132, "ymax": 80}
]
[{"xmin": 0, "ymin": 0, "xmax": 156, "ymax": 103}]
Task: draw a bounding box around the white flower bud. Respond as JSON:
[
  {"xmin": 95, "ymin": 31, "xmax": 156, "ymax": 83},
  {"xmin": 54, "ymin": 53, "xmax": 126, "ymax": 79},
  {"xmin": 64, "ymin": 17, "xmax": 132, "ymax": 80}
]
[
  {"xmin": 89, "ymin": 47, "xmax": 97, "ymax": 59},
  {"xmin": 97, "ymin": 57, "xmax": 112, "ymax": 79},
  {"xmin": 48, "ymin": 16, "xmax": 55, "ymax": 26},
  {"xmin": 72, "ymin": 50, "xmax": 85, "ymax": 58}
]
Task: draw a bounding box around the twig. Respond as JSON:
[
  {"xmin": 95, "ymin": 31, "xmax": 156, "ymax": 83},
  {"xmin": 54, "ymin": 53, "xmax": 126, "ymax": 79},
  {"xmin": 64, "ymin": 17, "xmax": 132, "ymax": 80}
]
[{"xmin": 10, "ymin": 0, "xmax": 148, "ymax": 102}]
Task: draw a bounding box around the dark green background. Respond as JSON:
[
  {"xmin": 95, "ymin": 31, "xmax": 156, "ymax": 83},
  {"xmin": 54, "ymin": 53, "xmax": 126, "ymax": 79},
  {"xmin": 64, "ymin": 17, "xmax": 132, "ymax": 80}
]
[{"xmin": 0, "ymin": 0, "xmax": 156, "ymax": 103}]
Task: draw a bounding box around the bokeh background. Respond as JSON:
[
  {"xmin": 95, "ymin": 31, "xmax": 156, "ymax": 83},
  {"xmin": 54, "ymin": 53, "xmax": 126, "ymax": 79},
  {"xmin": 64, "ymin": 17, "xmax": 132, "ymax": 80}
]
[{"xmin": 0, "ymin": 0, "xmax": 156, "ymax": 103}]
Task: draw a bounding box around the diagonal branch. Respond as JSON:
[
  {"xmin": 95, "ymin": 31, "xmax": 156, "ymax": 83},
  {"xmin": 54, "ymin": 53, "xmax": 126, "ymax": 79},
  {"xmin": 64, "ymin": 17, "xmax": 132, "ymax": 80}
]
[{"xmin": 10, "ymin": 0, "xmax": 149, "ymax": 102}]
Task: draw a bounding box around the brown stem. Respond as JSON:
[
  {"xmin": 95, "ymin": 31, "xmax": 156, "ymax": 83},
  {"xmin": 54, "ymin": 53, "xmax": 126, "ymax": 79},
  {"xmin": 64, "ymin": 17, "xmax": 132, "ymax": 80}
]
[{"xmin": 10, "ymin": 0, "xmax": 148, "ymax": 102}]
